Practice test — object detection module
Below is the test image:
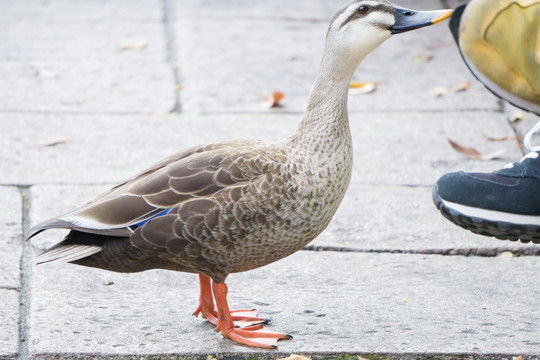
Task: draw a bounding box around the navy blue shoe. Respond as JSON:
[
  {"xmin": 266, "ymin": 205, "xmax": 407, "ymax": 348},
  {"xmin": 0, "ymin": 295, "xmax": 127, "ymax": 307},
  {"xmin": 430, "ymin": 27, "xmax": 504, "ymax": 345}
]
[{"xmin": 433, "ymin": 135, "xmax": 540, "ymax": 244}]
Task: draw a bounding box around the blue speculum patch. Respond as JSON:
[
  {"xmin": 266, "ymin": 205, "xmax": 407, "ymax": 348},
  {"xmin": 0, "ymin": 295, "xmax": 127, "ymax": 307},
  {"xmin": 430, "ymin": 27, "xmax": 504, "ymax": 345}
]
[{"xmin": 134, "ymin": 208, "xmax": 172, "ymax": 228}]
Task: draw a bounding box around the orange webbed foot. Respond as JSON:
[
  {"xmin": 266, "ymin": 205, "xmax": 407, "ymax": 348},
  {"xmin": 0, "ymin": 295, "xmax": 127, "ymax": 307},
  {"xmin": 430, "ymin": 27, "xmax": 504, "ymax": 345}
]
[
  {"xmin": 222, "ymin": 325, "xmax": 292, "ymax": 349},
  {"xmin": 194, "ymin": 274, "xmax": 291, "ymax": 348},
  {"xmin": 193, "ymin": 275, "xmax": 269, "ymax": 329},
  {"xmin": 212, "ymin": 280, "xmax": 292, "ymax": 349}
]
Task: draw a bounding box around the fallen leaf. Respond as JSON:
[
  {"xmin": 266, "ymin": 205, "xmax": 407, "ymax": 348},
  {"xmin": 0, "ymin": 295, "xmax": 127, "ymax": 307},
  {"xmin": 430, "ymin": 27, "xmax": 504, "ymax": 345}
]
[
  {"xmin": 430, "ymin": 86, "xmax": 447, "ymax": 98},
  {"xmin": 511, "ymin": 110, "xmax": 526, "ymax": 123},
  {"xmin": 349, "ymin": 82, "xmax": 378, "ymax": 95},
  {"xmin": 35, "ymin": 136, "xmax": 72, "ymax": 147},
  {"xmin": 447, "ymin": 138, "xmax": 509, "ymax": 160},
  {"xmin": 453, "ymin": 81, "xmax": 471, "ymax": 92},
  {"xmin": 427, "ymin": 42, "xmax": 445, "ymax": 51},
  {"xmin": 262, "ymin": 91, "xmax": 284, "ymax": 108},
  {"xmin": 413, "ymin": 53, "xmax": 434, "ymax": 63},
  {"xmin": 102, "ymin": 281, "xmax": 115, "ymax": 286},
  {"xmin": 483, "ymin": 133, "xmax": 517, "ymax": 142},
  {"xmin": 118, "ymin": 39, "xmax": 148, "ymax": 51},
  {"xmin": 513, "ymin": 356, "xmax": 524, "ymax": 360},
  {"xmin": 500, "ymin": 251, "xmax": 514, "ymax": 258},
  {"xmin": 277, "ymin": 355, "xmax": 312, "ymax": 360}
]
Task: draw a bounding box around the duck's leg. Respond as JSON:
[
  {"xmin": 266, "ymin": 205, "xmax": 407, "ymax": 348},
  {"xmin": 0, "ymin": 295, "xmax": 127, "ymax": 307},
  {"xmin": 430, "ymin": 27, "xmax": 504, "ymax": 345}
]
[
  {"xmin": 212, "ymin": 280, "xmax": 292, "ymax": 349},
  {"xmin": 192, "ymin": 274, "xmax": 219, "ymax": 325},
  {"xmin": 192, "ymin": 274, "xmax": 269, "ymax": 328}
]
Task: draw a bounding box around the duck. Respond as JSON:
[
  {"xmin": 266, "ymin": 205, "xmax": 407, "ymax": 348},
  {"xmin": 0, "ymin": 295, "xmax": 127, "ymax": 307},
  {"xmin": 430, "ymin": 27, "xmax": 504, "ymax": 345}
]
[{"xmin": 28, "ymin": 0, "xmax": 452, "ymax": 349}]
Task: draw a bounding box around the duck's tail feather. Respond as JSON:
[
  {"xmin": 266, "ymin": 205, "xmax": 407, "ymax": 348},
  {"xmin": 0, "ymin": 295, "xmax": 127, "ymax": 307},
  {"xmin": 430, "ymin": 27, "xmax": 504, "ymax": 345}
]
[
  {"xmin": 35, "ymin": 231, "xmax": 105, "ymax": 264},
  {"xmin": 35, "ymin": 243, "xmax": 103, "ymax": 264},
  {"xmin": 34, "ymin": 231, "xmax": 163, "ymax": 273}
]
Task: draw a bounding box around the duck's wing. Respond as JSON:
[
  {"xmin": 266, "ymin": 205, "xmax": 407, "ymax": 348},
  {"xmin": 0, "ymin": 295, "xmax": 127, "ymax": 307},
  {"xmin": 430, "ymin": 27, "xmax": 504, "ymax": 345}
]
[{"xmin": 28, "ymin": 139, "xmax": 272, "ymax": 239}]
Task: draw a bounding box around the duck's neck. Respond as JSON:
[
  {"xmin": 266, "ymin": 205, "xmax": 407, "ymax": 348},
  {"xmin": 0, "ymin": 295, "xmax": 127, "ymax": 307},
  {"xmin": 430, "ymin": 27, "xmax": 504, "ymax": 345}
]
[{"xmin": 288, "ymin": 48, "xmax": 364, "ymax": 150}]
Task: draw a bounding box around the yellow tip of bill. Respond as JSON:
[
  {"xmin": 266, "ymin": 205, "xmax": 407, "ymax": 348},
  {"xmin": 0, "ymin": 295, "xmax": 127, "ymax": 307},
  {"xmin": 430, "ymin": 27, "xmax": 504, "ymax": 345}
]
[{"xmin": 431, "ymin": 9, "xmax": 453, "ymax": 24}]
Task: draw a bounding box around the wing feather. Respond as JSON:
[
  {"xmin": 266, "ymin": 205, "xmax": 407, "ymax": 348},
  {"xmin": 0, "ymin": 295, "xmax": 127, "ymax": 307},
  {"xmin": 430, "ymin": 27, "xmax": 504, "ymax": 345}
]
[{"xmin": 29, "ymin": 139, "xmax": 275, "ymax": 238}]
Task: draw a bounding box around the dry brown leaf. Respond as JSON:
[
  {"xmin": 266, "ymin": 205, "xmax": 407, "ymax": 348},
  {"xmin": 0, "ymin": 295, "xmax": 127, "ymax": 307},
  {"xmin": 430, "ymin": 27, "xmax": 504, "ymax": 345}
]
[
  {"xmin": 430, "ymin": 86, "xmax": 447, "ymax": 98},
  {"xmin": 484, "ymin": 134, "xmax": 517, "ymax": 142},
  {"xmin": 453, "ymin": 81, "xmax": 471, "ymax": 92},
  {"xmin": 349, "ymin": 82, "xmax": 378, "ymax": 95},
  {"xmin": 277, "ymin": 355, "xmax": 312, "ymax": 360},
  {"xmin": 262, "ymin": 91, "xmax": 284, "ymax": 108},
  {"xmin": 118, "ymin": 39, "xmax": 148, "ymax": 51},
  {"xmin": 513, "ymin": 356, "xmax": 524, "ymax": 360},
  {"xmin": 36, "ymin": 136, "xmax": 72, "ymax": 147},
  {"xmin": 427, "ymin": 42, "xmax": 445, "ymax": 51},
  {"xmin": 447, "ymin": 138, "xmax": 509, "ymax": 160}
]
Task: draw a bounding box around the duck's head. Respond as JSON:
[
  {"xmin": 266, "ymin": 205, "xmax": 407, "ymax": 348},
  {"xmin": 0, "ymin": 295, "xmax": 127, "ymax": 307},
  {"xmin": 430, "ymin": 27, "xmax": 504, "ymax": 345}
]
[{"xmin": 327, "ymin": 0, "xmax": 452, "ymax": 62}]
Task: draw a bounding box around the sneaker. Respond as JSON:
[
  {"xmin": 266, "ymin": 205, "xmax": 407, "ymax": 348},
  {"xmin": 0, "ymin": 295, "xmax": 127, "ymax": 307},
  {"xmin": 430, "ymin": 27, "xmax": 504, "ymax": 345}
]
[
  {"xmin": 432, "ymin": 122, "xmax": 540, "ymax": 244},
  {"xmin": 449, "ymin": 0, "xmax": 540, "ymax": 116}
]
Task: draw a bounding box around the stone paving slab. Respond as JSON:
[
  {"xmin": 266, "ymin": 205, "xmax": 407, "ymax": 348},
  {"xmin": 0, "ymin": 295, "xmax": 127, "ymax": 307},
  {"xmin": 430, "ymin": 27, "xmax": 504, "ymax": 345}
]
[
  {"xmin": 0, "ymin": 187, "xmax": 22, "ymax": 358},
  {"xmin": 313, "ymin": 183, "xmax": 540, "ymax": 251},
  {"xmin": 0, "ymin": 112, "xmax": 297, "ymax": 186},
  {"xmin": 0, "ymin": 187, "xmax": 23, "ymax": 288},
  {"xmin": 174, "ymin": 1, "xmax": 498, "ymax": 114},
  {"xmin": 0, "ymin": 0, "xmax": 162, "ymax": 21},
  {"xmin": 1, "ymin": 110, "xmax": 520, "ymax": 186},
  {"xmin": 0, "ymin": 60, "xmax": 175, "ymax": 113},
  {"xmin": 0, "ymin": 0, "xmax": 174, "ymax": 114},
  {"xmin": 3, "ymin": 21, "xmax": 166, "ymax": 62},
  {"xmin": 0, "ymin": 289, "xmax": 20, "ymax": 358},
  {"xmin": 27, "ymin": 250, "xmax": 540, "ymax": 355},
  {"xmin": 172, "ymin": 0, "xmax": 341, "ymax": 19},
  {"xmin": 348, "ymin": 109, "xmax": 520, "ymax": 186}
]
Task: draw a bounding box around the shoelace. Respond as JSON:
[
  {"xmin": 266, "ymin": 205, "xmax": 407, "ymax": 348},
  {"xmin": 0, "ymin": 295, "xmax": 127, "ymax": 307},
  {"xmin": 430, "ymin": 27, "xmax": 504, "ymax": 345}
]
[{"xmin": 504, "ymin": 120, "xmax": 540, "ymax": 169}]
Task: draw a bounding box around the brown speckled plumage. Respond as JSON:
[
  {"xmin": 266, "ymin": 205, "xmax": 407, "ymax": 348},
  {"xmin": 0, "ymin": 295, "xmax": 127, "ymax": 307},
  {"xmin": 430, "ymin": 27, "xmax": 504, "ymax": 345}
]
[
  {"xmin": 33, "ymin": 134, "xmax": 352, "ymax": 283},
  {"xmin": 29, "ymin": 0, "xmax": 452, "ymax": 348}
]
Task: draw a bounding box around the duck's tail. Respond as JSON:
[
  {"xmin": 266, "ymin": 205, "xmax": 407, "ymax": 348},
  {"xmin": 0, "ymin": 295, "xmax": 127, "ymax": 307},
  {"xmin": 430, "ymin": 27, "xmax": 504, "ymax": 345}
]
[
  {"xmin": 35, "ymin": 230, "xmax": 164, "ymax": 273},
  {"xmin": 35, "ymin": 231, "xmax": 104, "ymax": 264}
]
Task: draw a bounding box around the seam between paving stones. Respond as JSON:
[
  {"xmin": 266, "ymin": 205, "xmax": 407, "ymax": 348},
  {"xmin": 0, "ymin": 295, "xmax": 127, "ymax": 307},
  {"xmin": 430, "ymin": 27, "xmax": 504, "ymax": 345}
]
[
  {"xmin": 0, "ymin": 108, "xmax": 504, "ymax": 117},
  {"xmin": 16, "ymin": 185, "xmax": 32, "ymax": 360},
  {"xmin": 21, "ymin": 352, "xmax": 540, "ymax": 360},
  {"xmin": 162, "ymin": 0, "xmax": 182, "ymax": 113},
  {"xmin": 302, "ymin": 245, "xmax": 540, "ymax": 257}
]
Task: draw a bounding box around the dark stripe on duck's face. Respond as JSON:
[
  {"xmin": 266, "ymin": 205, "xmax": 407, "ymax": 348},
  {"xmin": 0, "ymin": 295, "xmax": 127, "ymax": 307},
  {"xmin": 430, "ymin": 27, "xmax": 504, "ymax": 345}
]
[{"xmin": 340, "ymin": 4, "xmax": 394, "ymax": 30}]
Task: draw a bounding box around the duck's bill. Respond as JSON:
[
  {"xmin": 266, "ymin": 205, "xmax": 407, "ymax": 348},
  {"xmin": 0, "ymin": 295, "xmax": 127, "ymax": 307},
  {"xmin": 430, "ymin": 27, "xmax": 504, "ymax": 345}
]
[{"xmin": 390, "ymin": 7, "xmax": 453, "ymax": 34}]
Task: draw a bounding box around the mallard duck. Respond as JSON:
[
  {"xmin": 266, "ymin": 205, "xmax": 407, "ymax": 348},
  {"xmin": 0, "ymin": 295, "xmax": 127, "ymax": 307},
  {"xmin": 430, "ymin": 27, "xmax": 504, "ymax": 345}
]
[{"xmin": 29, "ymin": 0, "xmax": 451, "ymax": 349}]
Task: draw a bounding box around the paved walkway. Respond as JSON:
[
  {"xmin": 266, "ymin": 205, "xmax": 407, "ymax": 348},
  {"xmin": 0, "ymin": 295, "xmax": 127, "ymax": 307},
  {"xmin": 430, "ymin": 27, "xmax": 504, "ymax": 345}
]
[{"xmin": 1, "ymin": 0, "xmax": 539, "ymax": 358}]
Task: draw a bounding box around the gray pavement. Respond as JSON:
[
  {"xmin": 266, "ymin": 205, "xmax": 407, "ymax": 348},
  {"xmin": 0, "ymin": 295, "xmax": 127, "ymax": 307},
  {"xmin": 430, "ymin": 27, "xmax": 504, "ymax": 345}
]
[{"xmin": 1, "ymin": 0, "xmax": 540, "ymax": 359}]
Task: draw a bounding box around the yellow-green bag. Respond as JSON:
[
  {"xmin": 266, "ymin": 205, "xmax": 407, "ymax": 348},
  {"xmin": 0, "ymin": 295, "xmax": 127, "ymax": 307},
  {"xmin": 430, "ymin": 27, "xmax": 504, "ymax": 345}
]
[{"xmin": 450, "ymin": 0, "xmax": 540, "ymax": 115}]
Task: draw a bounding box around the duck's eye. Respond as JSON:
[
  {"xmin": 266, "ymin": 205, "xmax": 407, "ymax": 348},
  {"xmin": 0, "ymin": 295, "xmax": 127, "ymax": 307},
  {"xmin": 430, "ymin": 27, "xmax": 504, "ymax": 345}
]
[{"xmin": 358, "ymin": 5, "xmax": 369, "ymax": 14}]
